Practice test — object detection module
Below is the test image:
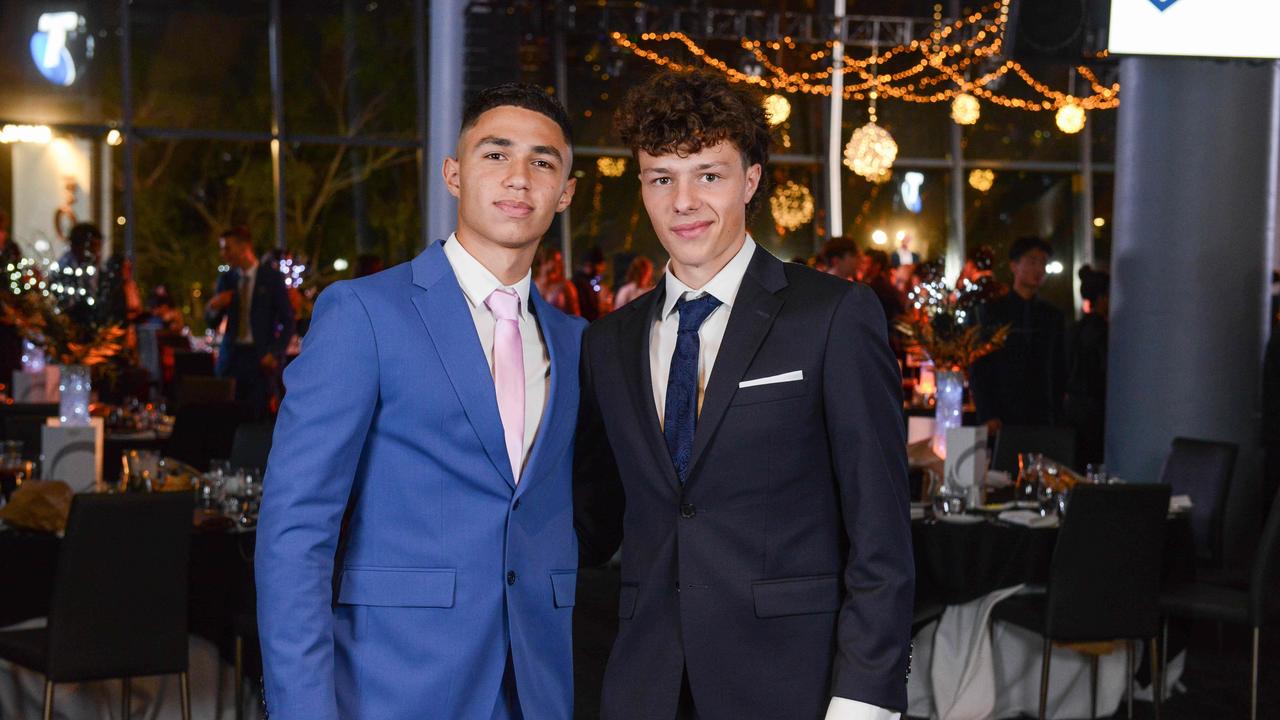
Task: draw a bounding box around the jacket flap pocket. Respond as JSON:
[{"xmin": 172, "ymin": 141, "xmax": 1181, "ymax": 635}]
[
  {"xmin": 730, "ymin": 377, "xmax": 807, "ymax": 407},
  {"xmin": 618, "ymin": 583, "xmax": 639, "ymax": 619},
  {"xmin": 752, "ymin": 575, "xmax": 840, "ymax": 618},
  {"xmin": 337, "ymin": 567, "xmax": 456, "ymax": 608},
  {"xmin": 551, "ymin": 570, "xmax": 577, "ymax": 608}
]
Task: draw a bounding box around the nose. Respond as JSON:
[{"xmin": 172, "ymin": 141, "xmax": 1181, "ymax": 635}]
[
  {"xmin": 673, "ymin": 180, "xmax": 700, "ymax": 214},
  {"xmin": 504, "ymin": 162, "xmax": 530, "ymax": 191}
]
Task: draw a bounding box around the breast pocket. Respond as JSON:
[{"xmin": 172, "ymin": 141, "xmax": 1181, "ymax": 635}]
[{"xmin": 730, "ymin": 378, "xmax": 808, "ymax": 407}]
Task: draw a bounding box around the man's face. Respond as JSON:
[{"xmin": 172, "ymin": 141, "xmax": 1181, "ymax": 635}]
[
  {"xmin": 1010, "ymin": 249, "xmax": 1049, "ymax": 295},
  {"xmin": 218, "ymin": 237, "xmax": 250, "ymax": 267},
  {"xmin": 444, "ymin": 106, "xmax": 575, "ymax": 253},
  {"xmin": 637, "ymin": 141, "xmax": 760, "ymax": 285},
  {"xmin": 832, "ymin": 251, "xmax": 859, "ymax": 279}
]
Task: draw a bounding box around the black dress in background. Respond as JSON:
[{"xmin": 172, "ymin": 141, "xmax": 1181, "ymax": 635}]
[
  {"xmin": 969, "ymin": 291, "xmax": 1067, "ymax": 427},
  {"xmin": 1064, "ymin": 312, "xmax": 1109, "ymax": 465}
]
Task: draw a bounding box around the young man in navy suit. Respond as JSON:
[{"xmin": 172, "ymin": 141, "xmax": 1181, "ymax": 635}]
[
  {"xmin": 575, "ymin": 70, "xmax": 914, "ymax": 720},
  {"xmin": 257, "ymin": 84, "xmax": 582, "ymax": 719}
]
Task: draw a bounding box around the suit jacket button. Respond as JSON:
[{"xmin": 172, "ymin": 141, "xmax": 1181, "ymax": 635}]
[
  {"xmin": 507, "ymin": 570, "xmax": 517, "ymax": 586},
  {"xmin": 680, "ymin": 503, "xmax": 696, "ymax": 518}
]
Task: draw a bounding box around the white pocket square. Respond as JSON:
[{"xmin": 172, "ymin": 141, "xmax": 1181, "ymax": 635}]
[{"xmin": 738, "ymin": 370, "xmax": 804, "ymax": 388}]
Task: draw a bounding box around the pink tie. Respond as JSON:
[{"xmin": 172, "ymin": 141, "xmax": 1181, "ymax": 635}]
[{"xmin": 486, "ymin": 288, "xmax": 524, "ymax": 483}]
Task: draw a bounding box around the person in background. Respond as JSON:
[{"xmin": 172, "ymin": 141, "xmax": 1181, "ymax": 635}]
[
  {"xmin": 146, "ymin": 284, "xmax": 186, "ymax": 333},
  {"xmin": 1064, "ymin": 265, "xmax": 1110, "ymax": 466},
  {"xmin": 0, "ymin": 209, "xmax": 23, "ymax": 387},
  {"xmin": 959, "ymin": 244, "xmax": 1007, "ymax": 303},
  {"xmin": 969, "ymin": 236, "xmax": 1066, "ymax": 436},
  {"xmin": 859, "ymin": 247, "xmax": 906, "ymax": 338},
  {"xmin": 889, "ymin": 232, "xmax": 920, "ymax": 268},
  {"xmin": 613, "ymin": 255, "xmax": 656, "ymax": 307},
  {"xmin": 96, "ymin": 255, "xmax": 144, "ymax": 343},
  {"xmin": 205, "ymin": 226, "xmax": 296, "ymax": 418},
  {"xmin": 572, "ymin": 245, "xmax": 612, "ymax": 320},
  {"xmin": 534, "ymin": 244, "xmax": 581, "ymax": 315},
  {"xmin": 820, "ymin": 236, "xmax": 860, "ymax": 281},
  {"xmin": 56, "ymin": 222, "xmax": 103, "ymax": 325}
]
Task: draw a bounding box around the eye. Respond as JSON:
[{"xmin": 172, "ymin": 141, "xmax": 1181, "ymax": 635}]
[
  {"xmin": 484, "ymin": 152, "xmax": 505, "ymax": 160},
  {"xmin": 701, "ymin": 173, "xmax": 721, "ymax": 183},
  {"xmin": 650, "ymin": 176, "xmax": 672, "ymax": 186},
  {"xmin": 532, "ymin": 159, "xmax": 554, "ymax": 169}
]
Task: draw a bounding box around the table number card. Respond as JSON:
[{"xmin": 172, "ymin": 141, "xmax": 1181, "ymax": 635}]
[
  {"xmin": 40, "ymin": 416, "xmax": 104, "ymax": 493},
  {"xmin": 945, "ymin": 425, "xmax": 988, "ymax": 505}
]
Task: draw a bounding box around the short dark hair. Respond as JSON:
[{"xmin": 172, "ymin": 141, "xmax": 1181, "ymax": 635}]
[
  {"xmin": 864, "ymin": 248, "xmax": 889, "ymax": 271},
  {"xmin": 1078, "ymin": 264, "xmax": 1110, "ymax": 303},
  {"xmin": 461, "ymin": 83, "xmax": 573, "ymax": 148},
  {"xmin": 219, "ymin": 226, "xmax": 253, "ymax": 246},
  {"xmin": 820, "ymin": 237, "xmax": 859, "ymax": 264},
  {"xmin": 68, "ymin": 222, "xmax": 102, "ymax": 250},
  {"xmin": 614, "ymin": 69, "xmax": 772, "ymax": 218},
  {"xmin": 1009, "ymin": 236, "xmax": 1053, "ymax": 261}
]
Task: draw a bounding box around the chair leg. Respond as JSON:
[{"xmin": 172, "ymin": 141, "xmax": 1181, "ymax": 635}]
[
  {"xmin": 1089, "ymin": 654, "xmax": 1099, "ymax": 720},
  {"xmin": 41, "ymin": 680, "xmax": 53, "ymax": 720},
  {"xmin": 1161, "ymin": 617, "xmax": 1169, "ymax": 701},
  {"xmin": 180, "ymin": 671, "xmax": 191, "ymax": 720},
  {"xmin": 1126, "ymin": 640, "xmax": 1135, "ymax": 720},
  {"xmin": 1251, "ymin": 627, "xmax": 1260, "ymax": 720},
  {"xmin": 122, "ymin": 676, "xmax": 131, "ymax": 719},
  {"xmin": 235, "ymin": 635, "xmax": 245, "ymax": 720},
  {"xmin": 1039, "ymin": 637, "xmax": 1052, "ymax": 720},
  {"xmin": 1150, "ymin": 637, "xmax": 1162, "ymax": 720}
]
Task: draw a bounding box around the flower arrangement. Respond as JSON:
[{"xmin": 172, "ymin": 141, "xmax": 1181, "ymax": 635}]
[
  {"xmin": 895, "ymin": 260, "xmax": 1010, "ymax": 372},
  {"xmin": 1, "ymin": 288, "xmax": 126, "ymax": 367}
]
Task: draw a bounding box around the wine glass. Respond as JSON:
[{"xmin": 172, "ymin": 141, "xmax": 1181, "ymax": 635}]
[{"xmin": 1016, "ymin": 453, "xmax": 1042, "ymax": 507}]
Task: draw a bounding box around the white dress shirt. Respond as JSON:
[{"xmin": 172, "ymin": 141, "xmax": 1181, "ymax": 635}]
[
  {"xmin": 443, "ymin": 235, "xmax": 550, "ymax": 476},
  {"xmin": 648, "ymin": 235, "xmax": 900, "ymax": 720}
]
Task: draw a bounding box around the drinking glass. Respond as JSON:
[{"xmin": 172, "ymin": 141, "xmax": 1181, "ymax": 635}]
[
  {"xmin": 932, "ymin": 482, "xmax": 968, "ymax": 517},
  {"xmin": 1016, "ymin": 453, "xmax": 1042, "ymax": 506},
  {"xmin": 1086, "ymin": 463, "xmax": 1106, "ymax": 485}
]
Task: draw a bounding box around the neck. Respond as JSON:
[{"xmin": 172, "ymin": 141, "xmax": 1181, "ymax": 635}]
[
  {"xmin": 454, "ymin": 229, "xmax": 535, "ymax": 286},
  {"xmin": 1013, "ymin": 283, "xmax": 1036, "ymax": 300},
  {"xmin": 669, "ymin": 234, "xmax": 746, "ymax": 290}
]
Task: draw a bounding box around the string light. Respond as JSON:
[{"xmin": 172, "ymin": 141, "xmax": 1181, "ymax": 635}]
[
  {"xmin": 596, "ymin": 157, "xmax": 628, "ymax": 177},
  {"xmin": 968, "ymin": 168, "xmax": 995, "ymax": 192},
  {"xmin": 769, "ymin": 181, "xmax": 815, "ymax": 230},
  {"xmin": 763, "ymin": 94, "xmax": 792, "ymax": 125}
]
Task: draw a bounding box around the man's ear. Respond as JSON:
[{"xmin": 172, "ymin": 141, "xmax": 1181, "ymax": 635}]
[
  {"xmin": 743, "ymin": 163, "xmax": 762, "ymax": 204},
  {"xmin": 442, "ymin": 156, "xmax": 462, "ymax": 200},
  {"xmin": 556, "ymin": 177, "xmax": 577, "ymax": 213}
]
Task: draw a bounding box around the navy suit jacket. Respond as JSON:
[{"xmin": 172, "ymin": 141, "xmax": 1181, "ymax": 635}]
[
  {"xmin": 256, "ymin": 241, "xmax": 586, "ymax": 719},
  {"xmin": 207, "ymin": 263, "xmax": 296, "ymax": 373},
  {"xmin": 575, "ymin": 247, "xmax": 914, "ymax": 719}
]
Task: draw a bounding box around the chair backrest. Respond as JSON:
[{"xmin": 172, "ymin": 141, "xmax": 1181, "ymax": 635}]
[
  {"xmin": 2, "ymin": 416, "xmax": 44, "ymax": 460},
  {"xmin": 1249, "ymin": 488, "xmax": 1280, "ymax": 625},
  {"xmin": 229, "ymin": 420, "xmax": 275, "ymax": 471},
  {"xmin": 175, "ymin": 376, "xmax": 236, "ymax": 409},
  {"xmin": 0, "ymin": 402, "xmax": 59, "ymax": 420},
  {"xmin": 172, "ymin": 351, "xmax": 215, "ymax": 379},
  {"xmin": 1158, "ymin": 437, "xmax": 1237, "ymax": 567},
  {"xmin": 1045, "ymin": 483, "xmax": 1171, "ymax": 642},
  {"xmin": 166, "ymin": 401, "xmax": 246, "ymax": 472},
  {"xmin": 45, "ymin": 492, "xmax": 193, "ymax": 682},
  {"xmin": 992, "ymin": 425, "xmax": 1078, "ymax": 473}
]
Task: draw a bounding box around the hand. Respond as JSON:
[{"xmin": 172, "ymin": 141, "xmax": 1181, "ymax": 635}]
[
  {"xmin": 207, "ymin": 290, "xmax": 235, "ymax": 312},
  {"xmin": 259, "ymin": 353, "xmax": 279, "ymax": 373}
]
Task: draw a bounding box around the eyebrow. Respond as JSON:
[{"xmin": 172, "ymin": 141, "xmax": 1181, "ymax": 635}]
[
  {"xmin": 640, "ymin": 161, "xmax": 729, "ymax": 175},
  {"xmin": 475, "ymin": 136, "xmax": 564, "ymax": 163}
]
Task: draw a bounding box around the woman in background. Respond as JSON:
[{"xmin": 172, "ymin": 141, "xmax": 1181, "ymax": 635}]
[
  {"xmin": 613, "ymin": 255, "xmax": 655, "ymax": 307},
  {"xmin": 534, "ymin": 244, "xmax": 580, "ymax": 316}
]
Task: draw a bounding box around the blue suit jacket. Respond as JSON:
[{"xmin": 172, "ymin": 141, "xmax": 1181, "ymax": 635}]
[{"xmin": 256, "ymin": 240, "xmax": 586, "ymax": 719}]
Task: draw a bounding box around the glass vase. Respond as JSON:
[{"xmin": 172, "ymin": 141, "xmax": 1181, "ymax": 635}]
[
  {"xmin": 58, "ymin": 365, "xmax": 92, "ymax": 427},
  {"xmin": 931, "ymin": 370, "xmax": 964, "ymax": 459}
]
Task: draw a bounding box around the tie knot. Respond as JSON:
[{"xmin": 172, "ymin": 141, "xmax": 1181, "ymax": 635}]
[
  {"xmin": 674, "ymin": 293, "xmax": 722, "ymax": 333},
  {"xmin": 485, "ymin": 288, "xmax": 521, "ymax": 322}
]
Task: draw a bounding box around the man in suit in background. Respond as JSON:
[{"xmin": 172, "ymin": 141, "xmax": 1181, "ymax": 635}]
[
  {"xmin": 256, "ymin": 83, "xmax": 582, "ymax": 719},
  {"xmin": 205, "ymin": 226, "xmax": 295, "ymax": 417},
  {"xmin": 575, "ymin": 69, "xmax": 914, "ymax": 720}
]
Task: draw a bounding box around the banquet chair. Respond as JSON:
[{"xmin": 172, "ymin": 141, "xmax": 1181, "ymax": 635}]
[
  {"xmin": 990, "ymin": 483, "xmax": 1171, "ymax": 720},
  {"xmin": 166, "ymin": 401, "xmax": 247, "ymax": 471},
  {"xmin": 1159, "ymin": 485, "xmax": 1280, "ymax": 720},
  {"xmin": 0, "ymin": 402, "xmax": 59, "ymax": 420},
  {"xmin": 0, "ymin": 492, "xmax": 194, "ymax": 720},
  {"xmin": 991, "ymin": 425, "xmax": 1077, "ymax": 474},
  {"xmin": 175, "ymin": 375, "xmax": 237, "ymax": 409},
  {"xmin": 3, "ymin": 416, "xmax": 45, "ymax": 460},
  {"xmin": 1157, "ymin": 437, "xmax": 1237, "ymax": 570},
  {"xmin": 230, "ymin": 420, "xmax": 276, "ymax": 472}
]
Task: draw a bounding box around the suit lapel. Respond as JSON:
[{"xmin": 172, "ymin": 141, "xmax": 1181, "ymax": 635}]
[
  {"xmin": 410, "ymin": 241, "xmax": 516, "ymax": 490},
  {"xmin": 515, "ymin": 288, "xmax": 569, "ymax": 500},
  {"xmin": 686, "ymin": 247, "xmax": 787, "ymax": 483},
  {"xmin": 618, "ymin": 286, "xmax": 682, "ymax": 491}
]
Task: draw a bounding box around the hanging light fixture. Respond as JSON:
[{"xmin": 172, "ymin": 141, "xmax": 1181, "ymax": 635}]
[
  {"xmin": 596, "ymin": 157, "xmax": 628, "ymax": 177},
  {"xmin": 769, "ymin": 180, "xmax": 815, "ymax": 231},
  {"xmin": 968, "ymin": 168, "xmax": 995, "ymax": 192},
  {"xmin": 950, "ymin": 92, "xmax": 980, "ymax": 125},
  {"xmin": 1055, "ymin": 100, "xmax": 1086, "ymax": 134},
  {"xmin": 763, "ymin": 94, "xmax": 792, "ymax": 126},
  {"xmin": 844, "ymin": 88, "xmax": 898, "ymax": 181}
]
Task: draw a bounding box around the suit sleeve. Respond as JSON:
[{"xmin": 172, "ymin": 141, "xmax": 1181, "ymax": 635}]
[
  {"xmin": 205, "ymin": 273, "xmax": 230, "ymax": 329},
  {"xmin": 269, "ymin": 272, "xmax": 297, "ymax": 358},
  {"xmin": 573, "ymin": 326, "xmax": 625, "ymax": 567},
  {"xmin": 823, "ymin": 283, "xmax": 914, "ymax": 712},
  {"xmin": 254, "ymin": 282, "xmax": 378, "ymax": 720}
]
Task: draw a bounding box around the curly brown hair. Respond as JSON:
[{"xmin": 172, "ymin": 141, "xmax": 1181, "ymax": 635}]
[{"xmin": 615, "ymin": 69, "xmax": 772, "ymax": 218}]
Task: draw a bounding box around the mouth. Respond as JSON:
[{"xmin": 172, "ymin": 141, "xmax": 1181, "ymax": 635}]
[
  {"xmin": 494, "ymin": 200, "xmax": 534, "ymax": 218},
  {"xmin": 670, "ymin": 220, "xmax": 713, "ymax": 240}
]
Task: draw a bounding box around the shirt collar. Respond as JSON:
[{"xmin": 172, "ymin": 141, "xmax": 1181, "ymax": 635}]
[
  {"xmin": 443, "ymin": 233, "xmax": 532, "ymax": 319},
  {"xmin": 660, "ymin": 235, "xmax": 757, "ymax": 320}
]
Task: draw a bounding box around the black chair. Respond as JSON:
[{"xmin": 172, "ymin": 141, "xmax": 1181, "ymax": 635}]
[
  {"xmin": 0, "ymin": 402, "xmax": 59, "ymax": 420},
  {"xmin": 1158, "ymin": 437, "xmax": 1237, "ymax": 570},
  {"xmin": 0, "ymin": 492, "xmax": 194, "ymax": 719},
  {"xmin": 3, "ymin": 415, "xmax": 45, "ymax": 460},
  {"xmin": 1160, "ymin": 486, "xmax": 1280, "ymax": 720},
  {"xmin": 166, "ymin": 401, "xmax": 247, "ymax": 472},
  {"xmin": 992, "ymin": 425, "xmax": 1078, "ymax": 473},
  {"xmin": 990, "ymin": 483, "xmax": 1171, "ymax": 720},
  {"xmin": 174, "ymin": 376, "xmax": 237, "ymax": 409},
  {"xmin": 172, "ymin": 350, "xmax": 215, "ymax": 379},
  {"xmin": 230, "ymin": 420, "xmax": 275, "ymax": 471}
]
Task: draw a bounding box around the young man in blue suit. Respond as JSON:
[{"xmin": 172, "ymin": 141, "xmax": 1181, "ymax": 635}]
[
  {"xmin": 256, "ymin": 83, "xmax": 582, "ymax": 720},
  {"xmin": 575, "ymin": 70, "xmax": 914, "ymax": 719}
]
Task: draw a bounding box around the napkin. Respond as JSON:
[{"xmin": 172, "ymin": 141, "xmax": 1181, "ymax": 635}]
[
  {"xmin": 910, "ymin": 506, "xmax": 927, "ymax": 520},
  {"xmin": 0, "ymin": 480, "xmax": 73, "ymax": 533},
  {"xmin": 1169, "ymin": 494, "xmax": 1193, "ymax": 513},
  {"xmin": 997, "ymin": 509, "xmax": 1059, "ymax": 528}
]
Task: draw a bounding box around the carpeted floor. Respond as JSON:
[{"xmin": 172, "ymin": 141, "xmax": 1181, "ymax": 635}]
[{"xmin": 571, "ymin": 566, "xmax": 1277, "ymax": 719}]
